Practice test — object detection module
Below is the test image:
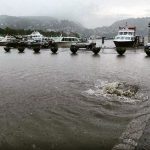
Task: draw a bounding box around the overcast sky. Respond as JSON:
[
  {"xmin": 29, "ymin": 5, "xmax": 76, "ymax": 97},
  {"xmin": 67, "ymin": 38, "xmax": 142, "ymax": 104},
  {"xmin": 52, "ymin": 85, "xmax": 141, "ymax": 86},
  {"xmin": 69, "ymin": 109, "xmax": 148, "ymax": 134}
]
[{"xmin": 0, "ymin": 0, "xmax": 150, "ymax": 28}]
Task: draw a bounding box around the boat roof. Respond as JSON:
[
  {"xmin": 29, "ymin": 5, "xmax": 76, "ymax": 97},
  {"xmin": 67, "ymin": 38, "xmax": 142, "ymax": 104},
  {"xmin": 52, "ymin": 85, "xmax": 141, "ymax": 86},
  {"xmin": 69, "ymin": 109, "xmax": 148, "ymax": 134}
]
[
  {"xmin": 119, "ymin": 29, "xmax": 135, "ymax": 32},
  {"xmin": 60, "ymin": 36, "xmax": 79, "ymax": 39},
  {"xmin": 118, "ymin": 26, "xmax": 136, "ymax": 32},
  {"xmin": 52, "ymin": 36, "xmax": 79, "ymax": 42},
  {"xmin": 28, "ymin": 31, "xmax": 44, "ymax": 37}
]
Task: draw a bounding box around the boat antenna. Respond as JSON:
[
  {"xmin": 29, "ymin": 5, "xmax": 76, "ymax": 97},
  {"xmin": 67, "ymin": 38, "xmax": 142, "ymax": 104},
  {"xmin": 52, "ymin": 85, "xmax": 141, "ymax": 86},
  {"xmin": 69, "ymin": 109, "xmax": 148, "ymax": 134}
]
[{"xmin": 125, "ymin": 22, "xmax": 128, "ymax": 28}]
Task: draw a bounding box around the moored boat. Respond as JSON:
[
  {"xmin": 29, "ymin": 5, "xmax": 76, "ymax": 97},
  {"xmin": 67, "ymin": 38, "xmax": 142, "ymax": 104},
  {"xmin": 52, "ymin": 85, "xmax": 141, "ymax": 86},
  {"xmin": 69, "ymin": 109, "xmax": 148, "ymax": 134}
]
[
  {"xmin": 25, "ymin": 31, "xmax": 52, "ymax": 48},
  {"xmin": 53, "ymin": 36, "xmax": 80, "ymax": 48},
  {"xmin": 113, "ymin": 24, "xmax": 144, "ymax": 48},
  {"xmin": 0, "ymin": 35, "xmax": 16, "ymax": 46}
]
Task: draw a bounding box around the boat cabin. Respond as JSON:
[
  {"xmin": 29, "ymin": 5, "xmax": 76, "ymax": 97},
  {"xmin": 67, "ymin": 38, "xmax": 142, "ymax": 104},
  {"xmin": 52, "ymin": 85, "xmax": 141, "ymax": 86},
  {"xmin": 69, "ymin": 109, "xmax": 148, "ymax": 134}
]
[
  {"xmin": 114, "ymin": 27, "xmax": 136, "ymax": 41},
  {"xmin": 61, "ymin": 37, "xmax": 79, "ymax": 42},
  {"xmin": 118, "ymin": 31, "xmax": 135, "ymax": 36},
  {"xmin": 27, "ymin": 31, "xmax": 48, "ymax": 42}
]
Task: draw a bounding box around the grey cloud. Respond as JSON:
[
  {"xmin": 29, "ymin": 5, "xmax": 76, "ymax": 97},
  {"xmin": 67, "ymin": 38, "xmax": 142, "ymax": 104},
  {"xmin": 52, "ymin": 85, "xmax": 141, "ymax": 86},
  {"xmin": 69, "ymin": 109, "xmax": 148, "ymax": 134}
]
[{"xmin": 0, "ymin": 0, "xmax": 150, "ymax": 28}]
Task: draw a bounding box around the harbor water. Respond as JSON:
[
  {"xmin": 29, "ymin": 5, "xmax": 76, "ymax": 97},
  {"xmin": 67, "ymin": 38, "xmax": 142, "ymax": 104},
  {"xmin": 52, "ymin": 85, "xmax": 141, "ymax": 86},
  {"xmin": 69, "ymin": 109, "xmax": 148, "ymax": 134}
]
[{"xmin": 0, "ymin": 40, "xmax": 150, "ymax": 150}]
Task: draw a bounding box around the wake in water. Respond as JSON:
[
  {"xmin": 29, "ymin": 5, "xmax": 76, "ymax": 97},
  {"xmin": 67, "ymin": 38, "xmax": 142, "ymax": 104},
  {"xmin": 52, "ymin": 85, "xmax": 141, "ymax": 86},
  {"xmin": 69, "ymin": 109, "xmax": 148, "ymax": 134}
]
[{"xmin": 84, "ymin": 80, "xmax": 148, "ymax": 104}]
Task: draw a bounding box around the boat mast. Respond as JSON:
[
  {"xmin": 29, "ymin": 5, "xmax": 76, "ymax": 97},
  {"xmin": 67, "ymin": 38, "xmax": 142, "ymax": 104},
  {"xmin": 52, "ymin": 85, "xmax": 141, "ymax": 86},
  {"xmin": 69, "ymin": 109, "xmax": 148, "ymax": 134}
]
[{"xmin": 125, "ymin": 22, "xmax": 128, "ymax": 28}]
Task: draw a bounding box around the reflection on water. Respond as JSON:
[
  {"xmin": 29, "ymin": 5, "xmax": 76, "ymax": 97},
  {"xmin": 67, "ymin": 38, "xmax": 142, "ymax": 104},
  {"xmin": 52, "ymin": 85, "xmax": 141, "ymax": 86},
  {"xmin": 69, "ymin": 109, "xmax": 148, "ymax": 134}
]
[
  {"xmin": 92, "ymin": 54, "xmax": 100, "ymax": 58},
  {"xmin": 0, "ymin": 42, "xmax": 150, "ymax": 150}
]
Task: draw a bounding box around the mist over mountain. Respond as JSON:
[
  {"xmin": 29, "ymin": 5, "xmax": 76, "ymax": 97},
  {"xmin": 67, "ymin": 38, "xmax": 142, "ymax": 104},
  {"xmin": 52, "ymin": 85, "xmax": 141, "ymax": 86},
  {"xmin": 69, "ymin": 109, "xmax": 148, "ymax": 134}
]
[
  {"xmin": 89, "ymin": 17, "xmax": 150, "ymax": 38},
  {"xmin": 0, "ymin": 15, "xmax": 85, "ymax": 33},
  {"xmin": 0, "ymin": 15, "xmax": 150, "ymax": 37}
]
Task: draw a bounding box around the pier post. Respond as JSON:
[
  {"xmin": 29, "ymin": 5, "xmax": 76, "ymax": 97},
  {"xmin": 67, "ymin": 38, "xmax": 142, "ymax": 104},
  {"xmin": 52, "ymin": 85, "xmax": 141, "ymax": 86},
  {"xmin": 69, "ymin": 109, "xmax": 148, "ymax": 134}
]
[
  {"xmin": 18, "ymin": 47, "xmax": 25, "ymax": 53},
  {"xmin": 4, "ymin": 47, "xmax": 11, "ymax": 52},
  {"xmin": 50, "ymin": 42, "xmax": 58, "ymax": 54},
  {"xmin": 116, "ymin": 47, "xmax": 126, "ymax": 55},
  {"xmin": 102, "ymin": 37, "xmax": 105, "ymax": 50},
  {"xmin": 148, "ymin": 23, "xmax": 150, "ymax": 43},
  {"xmin": 70, "ymin": 45, "xmax": 78, "ymax": 54},
  {"xmin": 102, "ymin": 37, "xmax": 105, "ymax": 45},
  {"xmin": 144, "ymin": 23, "xmax": 150, "ymax": 56},
  {"xmin": 33, "ymin": 47, "xmax": 40, "ymax": 53},
  {"xmin": 92, "ymin": 47, "xmax": 101, "ymax": 54}
]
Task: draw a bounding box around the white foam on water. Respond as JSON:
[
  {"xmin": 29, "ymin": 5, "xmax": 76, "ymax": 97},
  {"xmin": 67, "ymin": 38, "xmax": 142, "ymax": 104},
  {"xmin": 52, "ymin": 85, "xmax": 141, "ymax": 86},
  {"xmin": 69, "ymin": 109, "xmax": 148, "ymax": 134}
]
[
  {"xmin": 85, "ymin": 89, "xmax": 95, "ymax": 95},
  {"xmin": 84, "ymin": 80, "xmax": 148, "ymax": 104}
]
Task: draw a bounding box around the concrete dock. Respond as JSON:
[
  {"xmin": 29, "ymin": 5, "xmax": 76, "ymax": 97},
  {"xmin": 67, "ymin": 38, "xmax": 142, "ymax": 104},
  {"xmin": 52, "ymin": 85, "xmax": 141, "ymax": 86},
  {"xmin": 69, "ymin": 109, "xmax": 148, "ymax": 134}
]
[{"xmin": 136, "ymin": 119, "xmax": 150, "ymax": 150}]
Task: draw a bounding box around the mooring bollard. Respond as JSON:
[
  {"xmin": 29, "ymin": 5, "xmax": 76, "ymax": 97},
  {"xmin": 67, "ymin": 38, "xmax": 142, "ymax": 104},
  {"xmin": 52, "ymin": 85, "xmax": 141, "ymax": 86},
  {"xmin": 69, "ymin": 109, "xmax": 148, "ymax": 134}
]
[
  {"xmin": 144, "ymin": 45, "xmax": 150, "ymax": 56},
  {"xmin": 31, "ymin": 43, "xmax": 41, "ymax": 53},
  {"xmin": 92, "ymin": 47, "xmax": 101, "ymax": 54},
  {"xmin": 70, "ymin": 45, "xmax": 79, "ymax": 54},
  {"xmin": 102, "ymin": 37, "xmax": 105, "ymax": 45},
  {"xmin": 88, "ymin": 43, "xmax": 96, "ymax": 50},
  {"xmin": 116, "ymin": 47, "xmax": 126, "ymax": 55},
  {"xmin": 18, "ymin": 47, "xmax": 25, "ymax": 53},
  {"xmin": 33, "ymin": 47, "xmax": 40, "ymax": 53},
  {"xmin": 4, "ymin": 47, "xmax": 11, "ymax": 52},
  {"xmin": 51, "ymin": 43, "xmax": 58, "ymax": 54}
]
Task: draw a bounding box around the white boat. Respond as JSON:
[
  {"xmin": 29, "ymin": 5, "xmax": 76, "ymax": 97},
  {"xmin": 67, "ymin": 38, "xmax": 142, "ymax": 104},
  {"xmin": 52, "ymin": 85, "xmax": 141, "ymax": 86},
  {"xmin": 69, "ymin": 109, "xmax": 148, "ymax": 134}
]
[
  {"xmin": 27, "ymin": 31, "xmax": 48, "ymax": 42},
  {"xmin": 53, "ymin": 36, "xmax": 80, "ymax": 48},
  {"xmin": 113, "ymin": 25, "xmax": 137, "ymax": 47},
  {"xmin": 26, "ymin": 31, "xmax": 52, "ymax": 48},
  {"xmin": 0, "ymin": 35, "xmax": 16, "ymax": 46}
]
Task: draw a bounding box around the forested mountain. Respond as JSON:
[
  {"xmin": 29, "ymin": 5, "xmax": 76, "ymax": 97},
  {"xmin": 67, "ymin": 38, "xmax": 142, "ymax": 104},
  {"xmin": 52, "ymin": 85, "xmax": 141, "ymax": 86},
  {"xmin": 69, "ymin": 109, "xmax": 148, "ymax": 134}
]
[{"xmin": 0, "ymin": 15, "xmax": 149, "ymax": 37}]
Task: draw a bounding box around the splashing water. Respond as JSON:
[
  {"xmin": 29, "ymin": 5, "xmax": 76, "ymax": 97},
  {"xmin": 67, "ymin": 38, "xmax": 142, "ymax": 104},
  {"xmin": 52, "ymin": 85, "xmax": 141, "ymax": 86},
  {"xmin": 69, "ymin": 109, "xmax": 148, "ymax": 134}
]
[
  {"xmin": 104, "ymin": 82, "xmax": 138, "ymax": 97},
  {"xmin": 85, "ymin": 80, "xmax": 148, "ymax": 103}
]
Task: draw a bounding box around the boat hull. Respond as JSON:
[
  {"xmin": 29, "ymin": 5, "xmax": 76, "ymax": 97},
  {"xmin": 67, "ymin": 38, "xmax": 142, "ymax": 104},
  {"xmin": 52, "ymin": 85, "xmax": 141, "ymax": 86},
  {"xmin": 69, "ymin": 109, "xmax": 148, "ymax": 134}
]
[{"xmin": 114, "ymin": 41, "xmax": 135, "ymax": 48}]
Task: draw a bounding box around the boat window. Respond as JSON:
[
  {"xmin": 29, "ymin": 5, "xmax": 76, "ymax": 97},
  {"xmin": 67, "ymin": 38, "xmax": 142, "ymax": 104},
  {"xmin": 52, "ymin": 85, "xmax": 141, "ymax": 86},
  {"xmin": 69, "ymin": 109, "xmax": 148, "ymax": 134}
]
[
  {"xmin": 128, "ymin": 32, "xmax": 132, "ymax": 35},
  {"xmin": 71, "ymin": 38, "xmax": 75, "ymax": 41},
  {"xmin": 61, "ymin": 37, "xmax": 78, "ymax": 42},
  {"xmin": 131, "ymin": 37, "xmax": 135, "ymax": 40},
  {"xmin": 64, "ymin": 38, "xmax": 67, "ymax": 41},
  {"xmin": 116, "ymin": 37, "xmax": 120, "ymax": 39},
  {"xmin": 62, "ymin": 38, "xmax": 67, "ymax": 41},
  {"xmin": 125, "ymin": 37, "xmax": 130, "ymax": 40},
  {"xmin": 124, "ymin": 32, "xmax": 127, "ymax": 35},
  {"xmin": 121, "ymin": 37, "xmax": 124, "ymax": 40},
  {"xmin": 119, "ymin": 32, "xmax": 123, "ymax": 35}
]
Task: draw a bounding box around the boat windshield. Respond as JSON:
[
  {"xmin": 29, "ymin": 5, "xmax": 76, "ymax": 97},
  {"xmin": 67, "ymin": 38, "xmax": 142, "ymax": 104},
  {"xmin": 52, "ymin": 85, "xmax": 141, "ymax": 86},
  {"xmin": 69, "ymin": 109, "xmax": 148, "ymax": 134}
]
[
  {"xmin": 128, "ymin": 32, "xmax": 133, "ymax": 35},
  {"xmin": 119, "ymin": 32, "xmax": 123, "ymax": 35},
  {"xmin": 119, "ymin": 32, "xmax": 134, "ymax": 35},
  {"xmin": 62, "ymin": 38, "xmax": 78, "ymax": 42},
  {"xmin": 115, "ymin": 37, "xmax": 120, "ymax": 39},
  {"xmin": 115, "ymin": 37, "xmax": 131, "ymax": 40}
]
